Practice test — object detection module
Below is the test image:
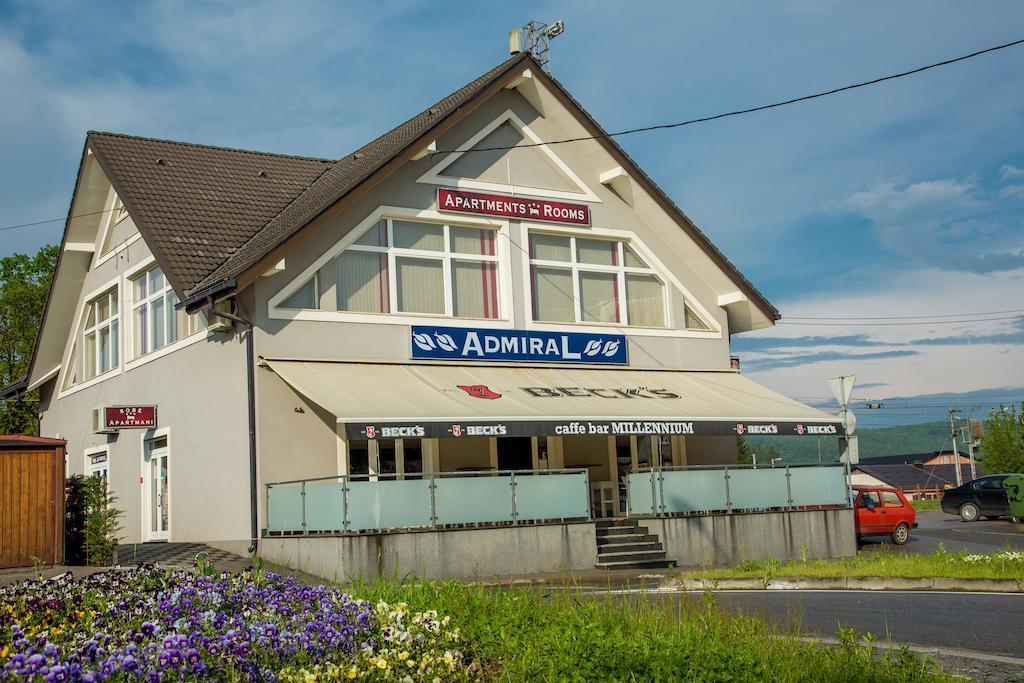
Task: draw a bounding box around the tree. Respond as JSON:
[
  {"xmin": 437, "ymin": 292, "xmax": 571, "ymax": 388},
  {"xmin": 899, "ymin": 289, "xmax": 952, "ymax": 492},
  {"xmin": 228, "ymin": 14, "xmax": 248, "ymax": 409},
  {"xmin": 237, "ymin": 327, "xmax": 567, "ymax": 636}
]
[
  {"xmin": 0, "ymin": 244, "xmax": 58, "ymax": 434},
  {"xmin": 737, "ymin": 436, "xmax": 753, "ymax": 465},
  {"xmin": 979, "ymin": 402, "xmax": 1024, "ymax": 474}
]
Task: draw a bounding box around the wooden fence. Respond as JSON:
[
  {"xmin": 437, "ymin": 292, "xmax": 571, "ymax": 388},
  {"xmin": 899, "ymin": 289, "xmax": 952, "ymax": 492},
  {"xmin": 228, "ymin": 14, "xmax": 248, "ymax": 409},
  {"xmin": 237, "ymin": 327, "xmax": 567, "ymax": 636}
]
[{"xmin": 0, "ymin": 438, "xmax": 65, "ymax": 568}]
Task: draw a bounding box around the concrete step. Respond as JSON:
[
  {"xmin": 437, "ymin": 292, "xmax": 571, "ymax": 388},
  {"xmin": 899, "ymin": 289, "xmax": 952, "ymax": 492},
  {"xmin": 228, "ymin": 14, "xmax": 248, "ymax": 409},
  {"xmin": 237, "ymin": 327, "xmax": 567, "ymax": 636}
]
[
  {"xmin": 595, "ymin": 518, "xmax": 637, "ymax": 529},
  {"xmin": 594, "ymin": 558, "xmax": 677, "ymax": 570},
  {"xmin": 597, "ymin": 533, "xmax": 660, "ymax": 546},
  {"xmin": 595, "ymin": 549, "xmax": 670, "ymax": 563},
  {"xmin": 596, "ymin": 525, "xmax": 650, "ymax": 537},
  {"xmin": 115, "ymin": 542, "xmax": 245, "ymax": 567},
  {"xmin": 595, "ymin": 541, "xmax": 663, "ymax": 554}
]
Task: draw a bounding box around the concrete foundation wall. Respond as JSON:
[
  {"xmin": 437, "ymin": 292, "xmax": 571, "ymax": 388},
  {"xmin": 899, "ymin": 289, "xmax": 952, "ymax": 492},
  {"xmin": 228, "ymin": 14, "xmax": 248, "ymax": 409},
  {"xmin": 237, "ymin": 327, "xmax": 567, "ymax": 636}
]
[
  {"xmin": 653, "ymin": 508, "xmax": 856, "ymax": 567},
  {"xmin": 259, "ymin": 522, "xmax": 598, "ymax": 581}
]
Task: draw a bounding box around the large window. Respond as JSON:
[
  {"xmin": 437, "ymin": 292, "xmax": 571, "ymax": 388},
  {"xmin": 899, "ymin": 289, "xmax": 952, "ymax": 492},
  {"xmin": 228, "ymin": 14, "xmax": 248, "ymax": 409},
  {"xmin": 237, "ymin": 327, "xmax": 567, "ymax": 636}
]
[
  {"xmin": 528, "ymin": 232, "xmax": 710, "ymax": 330},
  {"xmin": 83, "ymin": 288, "xmax": 119, "ymax": 379},
  {"xmin": 530, "ymin": 233, "xmax": 670, "ymax": 328},
  {"xmin": 335, "ymin": 218, "xmax": 500, "ymax": 319},
  {"xmin": 131, "ymin": 266, "xmax": 206, "ymax": 357}
]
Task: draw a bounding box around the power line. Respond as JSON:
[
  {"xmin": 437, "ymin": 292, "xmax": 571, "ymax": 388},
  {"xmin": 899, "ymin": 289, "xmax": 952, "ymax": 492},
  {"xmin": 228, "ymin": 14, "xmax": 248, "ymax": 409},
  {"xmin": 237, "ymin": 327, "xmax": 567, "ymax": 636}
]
[
  {"xmin": 0, "ymin": 208, "xmax": 115, "ymax": 232},
  {"xmin": 4, "ymin": 38, "xmax": 1023, "ymax": 234},
  {"xmin": 778, "ymin": 315, "xmax": 1022, "ymax": 326},
  {"xmin": 784, "ymin": 308, "xmax": 1024, "ymax": 321},
  {"xmin": 434, "ymin": 36, "xmax": 1024, "ymax": 154}
]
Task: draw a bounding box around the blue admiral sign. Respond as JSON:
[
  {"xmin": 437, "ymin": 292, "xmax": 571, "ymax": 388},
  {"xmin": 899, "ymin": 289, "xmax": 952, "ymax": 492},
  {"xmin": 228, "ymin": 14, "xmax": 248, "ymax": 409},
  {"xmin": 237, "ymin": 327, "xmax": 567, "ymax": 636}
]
[{"xmin": 410, "ymin": 325, "xmax": 628, "ymax": 365}]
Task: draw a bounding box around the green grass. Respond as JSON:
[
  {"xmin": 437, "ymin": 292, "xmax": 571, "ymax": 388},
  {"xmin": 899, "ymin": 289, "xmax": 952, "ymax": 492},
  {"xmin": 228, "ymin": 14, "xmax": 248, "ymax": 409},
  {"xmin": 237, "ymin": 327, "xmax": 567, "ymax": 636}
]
[
  {"xmin": 910, "ymin": 498, "xmax": 943, "ymax": 512},
  {"xmin": 681, "ymin": 547, "xmax": 1024, "ymax": 581},
  {"xmin": 345, "ymin": 578, "xmax": 952, "ymax": 681}
]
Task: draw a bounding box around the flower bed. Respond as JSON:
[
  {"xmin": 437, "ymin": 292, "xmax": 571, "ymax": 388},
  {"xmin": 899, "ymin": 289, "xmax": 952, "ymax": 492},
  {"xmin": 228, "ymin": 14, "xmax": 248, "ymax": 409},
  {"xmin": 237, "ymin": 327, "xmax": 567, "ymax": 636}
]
[{"xmin": 0, "ymin": 567, "xmax": 474, "ymax": 681}]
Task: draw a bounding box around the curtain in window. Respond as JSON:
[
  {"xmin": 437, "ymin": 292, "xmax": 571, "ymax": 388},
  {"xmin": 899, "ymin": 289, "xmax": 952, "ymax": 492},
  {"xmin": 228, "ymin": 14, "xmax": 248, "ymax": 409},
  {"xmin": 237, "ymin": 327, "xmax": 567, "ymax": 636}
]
[
  {"xmin": 450, "ymin": 226, "xmax": 495, "ymax": 256},
  {"xmin": 337, "ymin": 251, "xmax": 389, "ymax": 313},
  {"xmin": 579, "ymin": 271, "xmax": 619, "ymax": 323},
  {"xmin": 685, "ymin": 305, "xmax": 710, "ymax": 330},
  {"xmin": 626, "ymin": 274, "xmax": 665, "ymax": 328},
  {"xmin": 529, "ymin": 234, "xmax": 571, "ymax": 261},
  {"xmin": 576, "ymin": 238, "xmax": 616, "ymax": 266},
  {"xmin": 393, "ymin": 220, "xmax": 444, "ymax": 251},
  {"xmin": 396, "ymin": 257, "xmax": 444, "ymax": 314},
  {"xmin": 531, "ymin": 266, "xmax": 574, "ymax": 322},
  {"xmin": 282, "ymin": 278, "xmax": 317, "ymax": 309},
  {"xmin": 452, "ymin": 261, "xmax": 498, "ymax": 318}
]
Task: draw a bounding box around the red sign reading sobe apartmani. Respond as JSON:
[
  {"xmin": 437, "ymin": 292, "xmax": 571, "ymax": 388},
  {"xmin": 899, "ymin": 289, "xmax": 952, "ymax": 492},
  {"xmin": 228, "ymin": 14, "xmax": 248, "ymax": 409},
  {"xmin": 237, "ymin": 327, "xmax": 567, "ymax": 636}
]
[
  {"xmin": 437, "ymin": 188, "xmax": 590, "ymax": 226},
  {"xmin": 104, "ymin": 405, "xmax": 158, "ymax": 430}
]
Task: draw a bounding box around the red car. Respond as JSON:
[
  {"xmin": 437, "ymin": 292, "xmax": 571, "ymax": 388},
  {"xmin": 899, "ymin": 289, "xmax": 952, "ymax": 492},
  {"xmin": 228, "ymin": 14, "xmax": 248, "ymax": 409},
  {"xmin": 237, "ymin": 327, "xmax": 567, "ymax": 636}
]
[{"xmin": 853, "ymin": 485, "xmax": 917, "ymax": 545}]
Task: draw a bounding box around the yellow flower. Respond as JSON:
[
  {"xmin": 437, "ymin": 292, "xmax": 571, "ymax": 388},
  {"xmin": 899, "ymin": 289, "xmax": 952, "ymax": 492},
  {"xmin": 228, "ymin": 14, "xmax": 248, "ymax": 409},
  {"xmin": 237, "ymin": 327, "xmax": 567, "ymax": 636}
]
[
  {"xmin": 377, "ymin": 659, "xmax": 388, "ymax": 670},
  {"xmin": 346, "ymin": 670, "xmax": 357, "ymax": 680},
  {"xmin": 398, "ymin": 652, "xmax": 408, "ymax": 661}
]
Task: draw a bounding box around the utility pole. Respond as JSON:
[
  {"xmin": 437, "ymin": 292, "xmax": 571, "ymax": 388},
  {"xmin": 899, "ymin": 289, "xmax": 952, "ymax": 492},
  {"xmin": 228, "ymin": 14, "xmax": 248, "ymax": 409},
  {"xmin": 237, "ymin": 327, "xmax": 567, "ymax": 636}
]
[
  {"xmin": 948, "ymin": 408, "xmax": 962, "ymax": 487},
  {"xmin": 960, "ymin": 424, "xmax": 978, "ymax": 481}
]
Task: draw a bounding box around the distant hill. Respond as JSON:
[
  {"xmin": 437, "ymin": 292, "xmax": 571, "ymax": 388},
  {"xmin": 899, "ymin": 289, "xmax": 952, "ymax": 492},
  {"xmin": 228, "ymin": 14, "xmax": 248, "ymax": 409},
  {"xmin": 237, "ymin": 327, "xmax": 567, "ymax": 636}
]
[{"xmin": 746, "ymin": 421, "xmax": 952, "ymax": 464}]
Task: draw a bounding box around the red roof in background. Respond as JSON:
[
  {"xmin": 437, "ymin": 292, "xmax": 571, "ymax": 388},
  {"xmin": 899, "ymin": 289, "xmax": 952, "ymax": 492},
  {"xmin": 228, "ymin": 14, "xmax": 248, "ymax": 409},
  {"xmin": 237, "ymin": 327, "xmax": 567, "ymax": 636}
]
[{"xmin": 0, "ymin": 435, "xmax": 66, "ymax": 449}]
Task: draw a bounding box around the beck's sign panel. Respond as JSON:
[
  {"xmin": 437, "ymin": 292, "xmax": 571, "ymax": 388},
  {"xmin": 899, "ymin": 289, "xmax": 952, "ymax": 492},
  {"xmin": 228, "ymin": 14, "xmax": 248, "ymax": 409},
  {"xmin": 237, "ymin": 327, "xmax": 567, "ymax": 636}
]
[
  {"xmin": 437, "ymin": 188, "xmax": 590, "ymax": 226},
  {"xmin": 411, "ymin": 325, "xmax": 628, "ymax": 364},
  {"xmin": 104, "ymin": 405, "xmax": 158, "ymax": 430}
]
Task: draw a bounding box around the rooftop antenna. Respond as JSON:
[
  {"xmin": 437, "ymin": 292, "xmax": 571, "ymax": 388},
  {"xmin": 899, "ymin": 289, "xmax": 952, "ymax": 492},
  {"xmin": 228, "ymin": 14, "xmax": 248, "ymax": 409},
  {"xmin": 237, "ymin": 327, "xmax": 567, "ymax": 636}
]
[{"xmin": 509, "ymin": 20, "xmax": 565, "ymax": 73}]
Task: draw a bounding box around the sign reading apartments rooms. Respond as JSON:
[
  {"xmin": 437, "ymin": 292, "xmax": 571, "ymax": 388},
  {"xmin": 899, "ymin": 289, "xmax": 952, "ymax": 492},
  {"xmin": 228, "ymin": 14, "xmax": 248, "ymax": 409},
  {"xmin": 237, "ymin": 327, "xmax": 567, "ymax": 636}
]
[{"xmin": 437, "ymin": 188, "xmax": 591, "ymax": 225}]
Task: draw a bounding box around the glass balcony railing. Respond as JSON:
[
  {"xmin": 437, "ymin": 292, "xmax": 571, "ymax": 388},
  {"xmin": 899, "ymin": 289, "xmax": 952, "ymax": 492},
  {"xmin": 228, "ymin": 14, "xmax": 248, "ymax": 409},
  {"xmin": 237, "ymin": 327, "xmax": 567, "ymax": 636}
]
[
  {"xmin": 266, "ymin": 469, "xmax": 591, "ymax": 534},
  {"xmin": 627, "ymin": 463, "xmax": 850, "ymax": 516}
]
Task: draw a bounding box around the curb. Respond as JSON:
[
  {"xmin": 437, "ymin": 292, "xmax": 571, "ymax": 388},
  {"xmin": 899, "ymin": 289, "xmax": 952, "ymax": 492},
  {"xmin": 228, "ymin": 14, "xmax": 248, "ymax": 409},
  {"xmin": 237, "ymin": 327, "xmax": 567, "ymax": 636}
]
[{"xmin": 661, "ymin": 576, "xmax": 1024, "ymax": 592}]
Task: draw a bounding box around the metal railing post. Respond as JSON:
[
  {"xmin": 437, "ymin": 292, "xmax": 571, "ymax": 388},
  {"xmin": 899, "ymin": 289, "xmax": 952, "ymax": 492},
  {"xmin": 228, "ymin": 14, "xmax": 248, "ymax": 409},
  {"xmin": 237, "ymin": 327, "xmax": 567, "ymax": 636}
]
[
  {"xmin": 658, "ymin": 467, "xmax": 666, "ymax": 516},
  {"xmin": 510, "ymin": 471, "xmax": 518, "ymax": 525},
  {"xmin": 648, "ymin": 469, "xmax": 657, "ymax": 516},
  {"xmin": 584, "ymin": 467, "xmax": 592, "ymax": 522},
  {"xmin": 785, "ymin": 466, "xmax": 793, "ymax": 508},
  {"xmin": 342, "ymin": 477, "xmax": 350, "ymax": 533},
  {"xmin": 429, "ymin": 473, "xmax": 438, "ymax": 529},
  {"xmin": 301, "ymin": 482, "xmax": 308, "ymax": 535},
  {"xmin": 264, "ymin": 484, "xmax": 271, "ymax": 535},
  {"xmin": 724, "ymin": 467, "xmax": 732, "ymax": 512}
]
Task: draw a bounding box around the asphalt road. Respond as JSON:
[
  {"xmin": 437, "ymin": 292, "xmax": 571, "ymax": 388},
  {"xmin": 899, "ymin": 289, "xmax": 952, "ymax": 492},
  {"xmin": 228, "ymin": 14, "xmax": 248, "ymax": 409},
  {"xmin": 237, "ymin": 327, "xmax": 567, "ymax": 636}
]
[{"xmin": 860, "ymin": 511, "xmax": 1024, "ymax": 555}]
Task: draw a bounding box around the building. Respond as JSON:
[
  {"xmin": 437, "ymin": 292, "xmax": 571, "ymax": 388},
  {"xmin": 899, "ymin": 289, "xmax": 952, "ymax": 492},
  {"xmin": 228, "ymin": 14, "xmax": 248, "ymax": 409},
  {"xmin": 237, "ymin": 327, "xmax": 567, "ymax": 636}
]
[
  {"xmin": 858, "ymin": 450, "xmax": 970, "ymax": 466},
  {"xmin": 5, "ymin": 53, "xmax": 854, "ymax": 576},
  {"xmin": 851, "ymin": 462, "xmax": 980, "ymax": 499}
]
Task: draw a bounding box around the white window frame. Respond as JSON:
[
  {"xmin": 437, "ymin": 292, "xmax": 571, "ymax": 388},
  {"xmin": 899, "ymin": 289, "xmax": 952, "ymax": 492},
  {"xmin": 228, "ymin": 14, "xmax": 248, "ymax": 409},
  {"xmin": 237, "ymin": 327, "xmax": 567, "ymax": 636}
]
[
  {"xmin": 520, "ymin": 223, "xmax": 721, "ymax": 338},
  {"xmin": 342, "ymin": 218, "xmax": 501, "ymax": 319},
  {"xmin": 527, "ymin": 230, "xmax": 669, "ymax": 328},
  {"xmin": 130, "ymin": 264, "xmax": 178, "ymax": 358},
  {"xmin": 84, "ymin": 445, "xmax": 109, "ymax": 480},
  {"xmin": 269, "ymin": 206, "xmax": 515, "ymax": 329},
  {"xmin": 123, "ymin": 256, "xmax": 210, "ymax": 371},
  {"xmin": 140, "ymin": 427, "xmax": 171, "ymax": 542},
  {"xmin": 82, "ymin": 287, "xmax": 120, "ymax": 381},
  {"xmin": 416, "ymin": 109, "xmax": 602, "ymax": 202},
  {"xmin": 93, "ymin": 187, "xmax": 142, "ymax": 269}
]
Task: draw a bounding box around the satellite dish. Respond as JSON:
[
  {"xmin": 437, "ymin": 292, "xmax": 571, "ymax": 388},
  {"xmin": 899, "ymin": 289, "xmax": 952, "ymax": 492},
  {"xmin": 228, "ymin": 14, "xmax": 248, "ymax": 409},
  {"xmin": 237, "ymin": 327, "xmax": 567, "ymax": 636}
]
[{"xmin": 839, "ymin": 408, "xmax": 857, "ymax": 435}]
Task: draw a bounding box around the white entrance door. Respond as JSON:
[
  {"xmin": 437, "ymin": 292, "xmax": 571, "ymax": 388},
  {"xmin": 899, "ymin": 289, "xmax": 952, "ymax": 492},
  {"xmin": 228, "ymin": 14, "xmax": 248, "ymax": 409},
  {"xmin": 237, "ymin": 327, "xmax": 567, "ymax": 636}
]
[{"xmin": 144, "ymin": 437, "xmax": 169, "ymax": 540}]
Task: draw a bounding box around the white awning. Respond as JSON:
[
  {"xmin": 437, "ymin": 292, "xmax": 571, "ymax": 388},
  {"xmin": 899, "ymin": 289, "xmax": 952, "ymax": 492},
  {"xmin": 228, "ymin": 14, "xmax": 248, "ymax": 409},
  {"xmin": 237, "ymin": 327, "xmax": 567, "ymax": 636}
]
[{"xmin": 264, "ymin": 360, "xmax": 844, "ymax": 439}]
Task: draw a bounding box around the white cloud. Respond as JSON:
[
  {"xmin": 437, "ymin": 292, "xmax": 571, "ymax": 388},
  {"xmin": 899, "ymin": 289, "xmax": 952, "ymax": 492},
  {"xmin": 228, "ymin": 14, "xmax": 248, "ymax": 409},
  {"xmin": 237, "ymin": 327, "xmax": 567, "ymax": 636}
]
[{"xmin": 1001, "ymin": 164, "xmax": 1024, "ymax": 182}]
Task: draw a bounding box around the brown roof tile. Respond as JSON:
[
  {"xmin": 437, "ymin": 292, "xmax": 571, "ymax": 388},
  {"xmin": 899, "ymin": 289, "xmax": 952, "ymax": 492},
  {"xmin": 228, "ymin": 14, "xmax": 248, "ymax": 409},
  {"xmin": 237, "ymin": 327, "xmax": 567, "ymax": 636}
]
[{"xmin": 88, "ymin": 133, "xmax": 334, "ymax": 293}]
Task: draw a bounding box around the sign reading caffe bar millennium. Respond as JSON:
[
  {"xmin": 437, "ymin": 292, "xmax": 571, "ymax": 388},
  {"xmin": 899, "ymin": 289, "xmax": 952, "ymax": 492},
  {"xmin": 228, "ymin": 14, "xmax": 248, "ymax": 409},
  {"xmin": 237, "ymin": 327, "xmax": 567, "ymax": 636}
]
[
  {"xmin": 348, "ymin": 420, "xmax": 844, "ymax": 440},
  {"xmin": 437, "ymin": 188, "xmax": 591, "ymax": 226},
  {"xmin": 411, "ymin": 325, "xmax": 627, "ymax": 364}
]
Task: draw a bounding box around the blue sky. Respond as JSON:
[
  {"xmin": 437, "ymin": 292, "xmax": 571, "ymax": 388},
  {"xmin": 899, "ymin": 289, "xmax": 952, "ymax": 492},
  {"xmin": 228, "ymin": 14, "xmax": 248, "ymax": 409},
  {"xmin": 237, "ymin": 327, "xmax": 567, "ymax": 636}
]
[{"xmin": 1, "ymin": 1, "xmax": 1022, "ymax": 424}]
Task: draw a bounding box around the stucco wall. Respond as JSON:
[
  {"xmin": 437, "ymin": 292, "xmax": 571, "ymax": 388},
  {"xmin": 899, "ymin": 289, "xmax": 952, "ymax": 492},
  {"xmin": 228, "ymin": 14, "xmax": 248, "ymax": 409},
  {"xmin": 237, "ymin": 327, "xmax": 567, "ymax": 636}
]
[
  {"xmin": 259, "ymin": 522, "xmax": 597, "ymax": 581},
  {"xmin": 652, "ymin": 508, "xmax": 856, "ymax": 567},
  {"xmin": 250, "ymin": 87, "xmax": 732, "ymax": 371}
]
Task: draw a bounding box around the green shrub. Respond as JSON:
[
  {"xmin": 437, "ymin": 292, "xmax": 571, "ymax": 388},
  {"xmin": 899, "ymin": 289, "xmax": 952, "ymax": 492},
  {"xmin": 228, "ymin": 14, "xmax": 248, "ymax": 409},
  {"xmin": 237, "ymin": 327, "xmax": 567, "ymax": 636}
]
[{"xmin": 81, "ymin": 475, "xmax": 123, "ymax": 566}]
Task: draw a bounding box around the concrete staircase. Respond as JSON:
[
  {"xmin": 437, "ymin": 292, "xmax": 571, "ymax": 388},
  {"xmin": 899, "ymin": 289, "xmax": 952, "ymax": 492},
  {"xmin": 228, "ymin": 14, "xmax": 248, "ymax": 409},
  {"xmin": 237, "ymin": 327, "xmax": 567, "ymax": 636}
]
[{"xmin": 595, "ymin": 518, "xmax": 675, "ymax": 570}]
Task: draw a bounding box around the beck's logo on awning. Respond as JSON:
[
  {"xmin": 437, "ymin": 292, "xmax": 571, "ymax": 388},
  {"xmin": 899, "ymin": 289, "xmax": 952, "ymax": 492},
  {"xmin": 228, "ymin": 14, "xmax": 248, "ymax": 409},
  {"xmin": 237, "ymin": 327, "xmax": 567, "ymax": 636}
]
[{"xmin": 457, "ymin": 385, "xmax": 502, "ymax": 400}]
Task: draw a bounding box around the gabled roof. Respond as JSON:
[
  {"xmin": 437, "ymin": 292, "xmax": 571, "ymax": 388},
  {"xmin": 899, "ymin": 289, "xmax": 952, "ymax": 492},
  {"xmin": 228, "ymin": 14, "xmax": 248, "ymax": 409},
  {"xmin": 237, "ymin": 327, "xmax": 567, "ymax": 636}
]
[
  {"xmin": 860, "ymin": 449, "xmax": 967, "ymax": 465},
  {"xmin": 87, "ymin": 132, "xmax": 334, "ymax": 295},
  {"xmin": 854, "ymin": 463, "xmax": 982, "ymax": 489}
]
